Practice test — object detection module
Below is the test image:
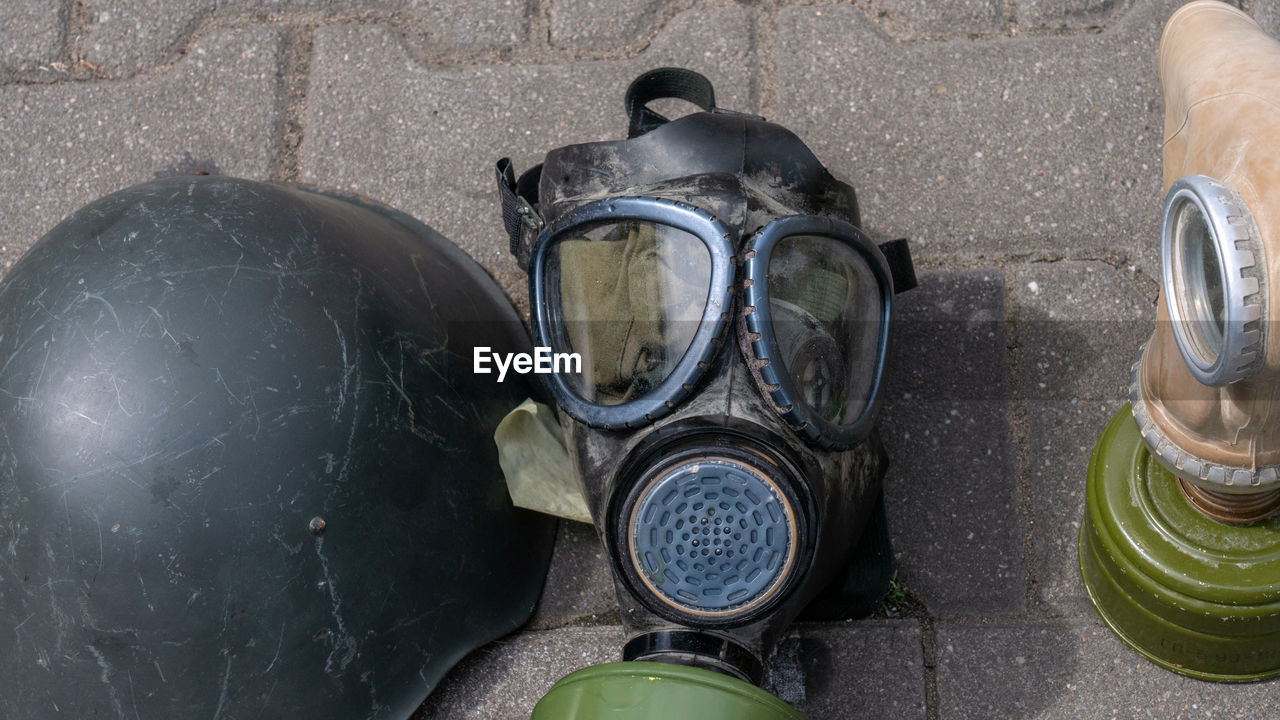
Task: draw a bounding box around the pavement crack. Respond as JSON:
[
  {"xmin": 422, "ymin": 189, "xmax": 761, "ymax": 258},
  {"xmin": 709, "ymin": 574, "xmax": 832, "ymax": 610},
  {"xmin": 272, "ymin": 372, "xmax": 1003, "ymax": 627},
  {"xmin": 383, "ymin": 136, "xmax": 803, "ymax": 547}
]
[
  {"xmin": 274, "ymin": 27, "xmax": 313, "ymax": 183},
  {"xmin": 1003, "ymin": 265, "xmax": 1040, "ymax": 616},
  {"xmin": 754, "ymin": 3, "xmax": 778, "ymax": 119},
  {"xmin": 1002, "ymin": 0, "xmax": 1019, "ymax": 33},
  {"xmin": 905, "ymin": 250, "xmax": 1152, "ymax": 275},
  {"xmin": 65, "ymin": 0, "xmax": 93, "ymax": 63},
  {"xmin": 920, "ymin": 617, "xmax": 939, "ymax": 720},
  {"xmin": 525, "ymin": 0, "xmax": 551, "ymax": 53},
  {"xmin": 543, "ymin": 0, "xmax": 695, "ymax": 59}
]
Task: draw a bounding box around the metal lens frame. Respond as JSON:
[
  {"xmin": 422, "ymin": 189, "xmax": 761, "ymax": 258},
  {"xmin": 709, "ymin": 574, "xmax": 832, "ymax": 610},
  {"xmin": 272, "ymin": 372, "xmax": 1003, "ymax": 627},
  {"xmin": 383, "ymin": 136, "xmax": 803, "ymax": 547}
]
[
  {"xmin": 742, "ymin": 215, "xmax": 894, "ymax": 449},
  {"xmin": 529, "ymin": 196, "xmax": 734, "ymax": 429},
  {"xmin": 1159, "ymin": 175, "xmax": 1266, "ymax": 386}
]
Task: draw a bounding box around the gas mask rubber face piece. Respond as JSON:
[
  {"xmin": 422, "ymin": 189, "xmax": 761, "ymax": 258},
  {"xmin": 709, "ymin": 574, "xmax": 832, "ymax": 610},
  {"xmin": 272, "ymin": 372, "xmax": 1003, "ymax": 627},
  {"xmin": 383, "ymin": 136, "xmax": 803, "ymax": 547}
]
[
  {"xmin": 1079, "ymin": 1, "xmax": 1280, "ymax": 684},
  {"xmin": 497, "ymin": 68, "xmax": 916, "ymax": 701}
]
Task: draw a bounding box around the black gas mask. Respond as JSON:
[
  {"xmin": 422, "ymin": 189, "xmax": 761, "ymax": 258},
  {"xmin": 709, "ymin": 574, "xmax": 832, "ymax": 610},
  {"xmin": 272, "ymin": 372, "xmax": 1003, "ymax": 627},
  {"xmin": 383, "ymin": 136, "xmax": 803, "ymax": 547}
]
[{"xmin": 496, "ymin": 68, "xmax": 916, "ymax": 710}]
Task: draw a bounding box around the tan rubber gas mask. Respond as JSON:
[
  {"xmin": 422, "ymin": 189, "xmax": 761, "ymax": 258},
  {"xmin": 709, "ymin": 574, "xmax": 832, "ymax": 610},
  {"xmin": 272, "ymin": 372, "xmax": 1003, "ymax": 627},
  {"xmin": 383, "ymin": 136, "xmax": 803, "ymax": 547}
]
[
  {"xmin": 1133, "ymin": 0, "xmax": 1280, "ymax": 523},
  {"xmin": 1079, "ymin": 4, "xmax": 1280, "ymax": 683}
]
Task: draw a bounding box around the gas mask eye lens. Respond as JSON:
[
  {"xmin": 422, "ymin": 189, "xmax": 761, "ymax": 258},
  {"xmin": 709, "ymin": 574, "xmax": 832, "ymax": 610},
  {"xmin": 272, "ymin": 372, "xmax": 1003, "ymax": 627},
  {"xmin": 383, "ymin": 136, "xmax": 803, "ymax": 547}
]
[
  {"xmin": 1172, "ymin": 199, "xmax": 1225, "ymax": 362},
  {"xmin": 528, "ymin": 196, "xmax": 734, "ymax": 429},
  {"xmin": 547, "ymin": 220, "xmax": 711, "ymax": 406},
  {"xmin": 740, "ymin": 217, "xmax": 895, "ymax": 448},
  {"xmin": 767, "ymin": 234, "xmax": 883, "ymax": 424},
  {"xmin": 1159, "ymin": 174, "xmax": 1267, "ymax": 386}
]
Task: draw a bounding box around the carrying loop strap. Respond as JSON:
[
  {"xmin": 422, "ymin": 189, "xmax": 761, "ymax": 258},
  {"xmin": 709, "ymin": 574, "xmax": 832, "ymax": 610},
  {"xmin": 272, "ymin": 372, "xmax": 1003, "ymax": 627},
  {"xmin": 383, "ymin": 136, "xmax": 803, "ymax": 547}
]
[
  {"xmin": 877, "ymin": 238, "xmax": 918, "ymax": 294},
  {"xmin": 495, "ymin": 158, "xmax": 544, "ymax": 272},
  {"xmin": 625, "ymin": 67, "xmax": 717, "ymax": 139}
]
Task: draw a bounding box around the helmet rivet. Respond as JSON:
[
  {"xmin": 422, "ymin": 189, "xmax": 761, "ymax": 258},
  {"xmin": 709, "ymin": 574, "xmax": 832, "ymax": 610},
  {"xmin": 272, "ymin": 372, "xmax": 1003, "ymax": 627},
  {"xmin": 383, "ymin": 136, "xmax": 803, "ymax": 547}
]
[{"xmin": 308, "ymin": 516, "xmax": 327, "ymax": 536}]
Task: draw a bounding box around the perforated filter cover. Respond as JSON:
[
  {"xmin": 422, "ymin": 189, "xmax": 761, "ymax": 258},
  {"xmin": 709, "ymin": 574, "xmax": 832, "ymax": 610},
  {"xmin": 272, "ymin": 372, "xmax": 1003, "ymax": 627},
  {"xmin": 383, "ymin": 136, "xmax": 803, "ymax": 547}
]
[{"xmin": 627, "ymin": 456, "xmax": 798, "ymax": 618}]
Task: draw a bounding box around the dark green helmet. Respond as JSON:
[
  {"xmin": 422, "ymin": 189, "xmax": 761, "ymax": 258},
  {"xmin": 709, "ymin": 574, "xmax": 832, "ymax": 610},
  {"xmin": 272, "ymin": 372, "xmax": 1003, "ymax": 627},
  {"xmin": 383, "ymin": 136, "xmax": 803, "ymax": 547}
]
[{"xmin": 0, "ymin": 177, "xmax": 554, "ymax": 718}]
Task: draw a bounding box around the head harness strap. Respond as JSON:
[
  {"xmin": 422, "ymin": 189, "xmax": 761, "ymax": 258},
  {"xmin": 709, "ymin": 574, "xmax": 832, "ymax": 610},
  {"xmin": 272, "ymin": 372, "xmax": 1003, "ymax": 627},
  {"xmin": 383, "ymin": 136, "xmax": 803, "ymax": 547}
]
[{"xmin": 624, "ymin": 67, "xmax": 717, "ymax": 139}]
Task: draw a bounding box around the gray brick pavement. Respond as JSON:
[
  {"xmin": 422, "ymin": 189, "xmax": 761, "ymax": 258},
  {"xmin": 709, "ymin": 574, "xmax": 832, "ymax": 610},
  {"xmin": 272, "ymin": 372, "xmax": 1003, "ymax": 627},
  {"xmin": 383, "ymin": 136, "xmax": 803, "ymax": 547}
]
[
  {"xmin": 549, "ymin": 0, "xmax": 686, "ymax": 52},
  {"xmin": 882, "ymin": 269, "xmax": 1024, "ymax": 617},
  {"xmin": 300, "ymin": 6, "xmax": 755, "ymax": 309},
  {"xmin": 855, "ymin": 0, "xmax": 1006, "ymax": 37},
  {"xmin": 938, "ymin": 619, "xmax": 1280, "ymax": 719},
  {"xmin": 0, "ymin": 0, "xmax": 62, "ymax": 69},
  {"xmin": 1010, "ymin": 261, "xmax": 1155, "ymax": 615},
  {"xmin": 776, "ymin": 623, "xmax": 928, "ymax": 719},
  {"xmin": 85, "ymin": 0, "xmax": 528, "ymax": 77},
  {"xmin": 773, "ymin": 1, "xmax": 1174, "ymax": 272},
  {"xmin": 0, "ymin": 27, "xmax": 282, "ymax": 274},
  {"xmin": 526, "ymin": 521, "xmax": 618, "ymax": 630},
  {"xmin": 1019, "ymin": 0, "xmax": 1133, "ymax": 29},
  {"xmin": 549, "ymin": 0, "xmax": 1008, "ymax": 54}
]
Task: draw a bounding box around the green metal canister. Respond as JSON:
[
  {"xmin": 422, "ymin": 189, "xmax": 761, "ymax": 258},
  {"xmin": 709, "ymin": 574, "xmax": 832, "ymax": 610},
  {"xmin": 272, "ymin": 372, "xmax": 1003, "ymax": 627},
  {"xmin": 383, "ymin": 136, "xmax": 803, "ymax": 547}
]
[
  {"xmin": 532, "ymin": 662, "xmax": 805, "ymax": 719},
  {"xmin": 1080, "ymin": 406, "xmax": 1280, "ymax": 681}
]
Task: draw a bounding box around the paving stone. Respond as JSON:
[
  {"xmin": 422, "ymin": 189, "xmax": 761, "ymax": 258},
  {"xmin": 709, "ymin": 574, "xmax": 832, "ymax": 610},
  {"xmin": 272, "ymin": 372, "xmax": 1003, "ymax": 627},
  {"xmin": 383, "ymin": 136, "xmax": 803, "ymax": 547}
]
[
  {"xmin": 879, "ymin": 269, "xmax": 1024, "ymax": 617},
  {"xmin": 302, "ymin": 7, "xmax": 755, "ymax": 309},
  {"xmin": 773, "ymin": 1, "xmax": 1188, "ymax": 272},
  {"xmin": 526, "ymin": 519, "xmax": 618, "ymax": 630},
  {"xmin": 938, "ymin": 619, "xmax": 1280, "ymax": 719},
  {"xmin": 0, "ymin": 28, "xmax": 281, "ymax": 276},
  {"xmin": 85, "ymin": 0, "xmax": 528, "ymax": 77},
  {"xmin": 550, "ymin": 0, "xmax": 686, "ymax": 52},
  {"xmin": 416, "ymin": 626, "xmax": 625, "ymax": 719},
  {"xmin": 1011, "ymin": 261, "xmax": 1154, "ymax": 615},
  {"xmin": 1018, "ymin": 0, "xmax": 1132, "ymax": 30},
  {"xmin": 550, "ymin": 0, "xmax": 1004, "ymax": 49},
  {"xmin": 775, "ymin": 622, "xmax": 927, "ymax": 719},
  {"xmin": 847, "ymin": 0, "xmax": 1006, "ymax": 38},
  {"xmin": 0, "ymin": 0, "xmax": 62, "ymax": 69}
]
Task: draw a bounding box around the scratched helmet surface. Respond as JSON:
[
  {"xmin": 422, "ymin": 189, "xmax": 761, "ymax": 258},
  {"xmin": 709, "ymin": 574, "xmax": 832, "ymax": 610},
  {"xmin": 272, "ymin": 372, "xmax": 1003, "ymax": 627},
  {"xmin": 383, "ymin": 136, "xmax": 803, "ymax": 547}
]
[{"xmin": 0, "ymin": 176, "xmax": 555, "ymax": 718}]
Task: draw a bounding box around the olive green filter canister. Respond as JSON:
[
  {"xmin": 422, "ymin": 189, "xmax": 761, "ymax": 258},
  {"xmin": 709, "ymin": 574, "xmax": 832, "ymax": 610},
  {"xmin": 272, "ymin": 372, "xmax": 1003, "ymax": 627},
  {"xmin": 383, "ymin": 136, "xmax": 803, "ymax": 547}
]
[
  {"xmin": 1079, "ymin": 407, "xmax": 1280, "ymax": 682},
  {"xmin": 531, "ymin": 662, "xmax": 805, "ymax": 720}
]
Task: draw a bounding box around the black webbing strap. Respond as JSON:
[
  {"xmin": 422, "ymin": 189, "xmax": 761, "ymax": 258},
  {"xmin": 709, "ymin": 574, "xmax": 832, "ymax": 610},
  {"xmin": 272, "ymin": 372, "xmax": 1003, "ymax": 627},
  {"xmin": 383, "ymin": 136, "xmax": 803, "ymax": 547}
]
[
  {"xmin": 625, "ymin": 67, "xmax": 717, "ymax": 139},
  {"xmin": 878, "ymin": 238, "xmax": 917, "ymax": 294},
  {"xmin": 495, "ymin": 157, "xmax": 544, "ymax": 271}
]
